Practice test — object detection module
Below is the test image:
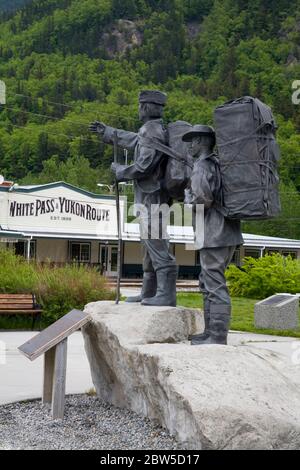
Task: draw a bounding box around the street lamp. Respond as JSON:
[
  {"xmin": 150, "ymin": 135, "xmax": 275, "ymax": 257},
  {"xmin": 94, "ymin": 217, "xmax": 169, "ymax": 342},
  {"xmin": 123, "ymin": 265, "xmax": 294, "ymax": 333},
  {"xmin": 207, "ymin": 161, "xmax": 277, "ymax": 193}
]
[
  {"xmin": 97, "ymin": 183, "xmax": 133, "ymax": 194},
  {"xmin": 8, "ymin": 183, "xmax": 19, "ymax": 192},
  {"xmin": 97, "ymin": 183, "xmax": 115, "ymax": 194}
]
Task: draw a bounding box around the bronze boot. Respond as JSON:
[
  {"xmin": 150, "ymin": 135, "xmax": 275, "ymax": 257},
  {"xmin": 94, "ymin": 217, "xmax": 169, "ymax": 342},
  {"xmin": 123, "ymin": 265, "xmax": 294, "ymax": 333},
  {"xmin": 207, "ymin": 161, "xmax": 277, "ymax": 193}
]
[
  {"xmin": 188, "ymin": 302, "xmax": 210, "ymax": 341},
  {"xmin": 141, "ymin": 267, "xmax": 177, "ymax": 307},
  {"xmin": 191, "ymin": 305, "xmax": 231, "ymax": 345},
  {"xmin": 126, "ymin": 272, "xmax": 157, "ymax": 303}
]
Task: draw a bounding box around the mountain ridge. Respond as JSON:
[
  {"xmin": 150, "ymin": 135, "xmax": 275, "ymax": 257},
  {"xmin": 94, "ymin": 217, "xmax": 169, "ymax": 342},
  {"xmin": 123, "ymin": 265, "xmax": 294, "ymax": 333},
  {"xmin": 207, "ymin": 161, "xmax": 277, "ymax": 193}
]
[{"xmin": 0, "ymin": 0, "xmax": 299, "ymax": 238}]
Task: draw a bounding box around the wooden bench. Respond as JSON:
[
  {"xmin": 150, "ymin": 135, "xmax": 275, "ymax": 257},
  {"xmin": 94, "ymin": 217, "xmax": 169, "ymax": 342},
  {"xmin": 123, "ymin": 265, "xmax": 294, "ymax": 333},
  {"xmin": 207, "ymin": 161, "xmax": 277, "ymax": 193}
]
[{"xmin": 0, "ymin": 294, "xmax": 42, "ymax": 330}]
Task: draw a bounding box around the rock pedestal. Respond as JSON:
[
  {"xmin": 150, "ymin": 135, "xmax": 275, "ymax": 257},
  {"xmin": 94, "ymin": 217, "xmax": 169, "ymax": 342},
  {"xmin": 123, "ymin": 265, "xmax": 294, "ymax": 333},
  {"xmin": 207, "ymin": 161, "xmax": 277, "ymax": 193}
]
[{"xmin": 82, "ymin": 301, "xmax": 300, "ymax": 450}]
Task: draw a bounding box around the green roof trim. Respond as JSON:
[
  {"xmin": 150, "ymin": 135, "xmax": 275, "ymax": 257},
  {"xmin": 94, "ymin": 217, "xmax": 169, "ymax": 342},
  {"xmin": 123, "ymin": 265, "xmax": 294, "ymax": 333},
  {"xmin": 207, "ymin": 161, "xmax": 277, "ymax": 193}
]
[
  {"xmin": 0, "ymin": 230, "xmax": 27, "ymax": 239},
  {"xmin": 0, "ymin": 181, "xmax": 117, "ymax": 200}
]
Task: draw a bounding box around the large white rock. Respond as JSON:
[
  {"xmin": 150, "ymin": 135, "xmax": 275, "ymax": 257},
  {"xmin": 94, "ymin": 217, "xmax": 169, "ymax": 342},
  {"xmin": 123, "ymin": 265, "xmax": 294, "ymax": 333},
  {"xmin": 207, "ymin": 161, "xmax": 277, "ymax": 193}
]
[{"xmin": 82, "ymin": 301, "xmax": 300, "ymax": 450}]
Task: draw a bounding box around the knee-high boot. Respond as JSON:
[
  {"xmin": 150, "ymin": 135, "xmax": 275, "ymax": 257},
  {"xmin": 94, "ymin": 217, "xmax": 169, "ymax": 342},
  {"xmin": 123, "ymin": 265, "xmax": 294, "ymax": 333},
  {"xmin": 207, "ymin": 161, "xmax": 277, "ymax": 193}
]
[
  {"xmin": 141, "ymin": 267, "xmax": 177, "ymax": 307},
  {"xmin": 188, "ymin": 300, "xmax": 210, "ymax": 341},
  {"xmin": 191, "ymin": 305, "xmax": 231, "ymax": 345},
  {"xmin": 126, "ymin": 272, "xmax": 157, "ymax": 303}
]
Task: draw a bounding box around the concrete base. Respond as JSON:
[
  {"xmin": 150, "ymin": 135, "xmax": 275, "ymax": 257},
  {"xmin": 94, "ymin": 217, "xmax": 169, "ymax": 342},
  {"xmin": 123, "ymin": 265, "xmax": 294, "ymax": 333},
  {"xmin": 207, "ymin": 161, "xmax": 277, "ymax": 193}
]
[
  {"xmin": 255, "ymin": 294, "xmax": 299, "ymax": 330},
  {"xmin": 82, "ymin": 301, "xmax": 300, "ymax": 450}
]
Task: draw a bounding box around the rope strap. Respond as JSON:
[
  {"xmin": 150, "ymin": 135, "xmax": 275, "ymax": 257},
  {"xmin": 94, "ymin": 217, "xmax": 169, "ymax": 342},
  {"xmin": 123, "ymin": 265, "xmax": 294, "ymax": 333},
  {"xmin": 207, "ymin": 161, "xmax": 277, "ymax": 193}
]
[{"xmin": 139, "ymin": 136, "xmax": 194, "ymax": 169}]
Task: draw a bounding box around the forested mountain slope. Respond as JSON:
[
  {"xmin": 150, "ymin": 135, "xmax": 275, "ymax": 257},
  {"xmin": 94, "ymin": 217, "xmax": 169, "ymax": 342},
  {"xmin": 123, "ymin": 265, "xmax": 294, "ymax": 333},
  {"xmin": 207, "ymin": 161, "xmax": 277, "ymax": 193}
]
[
  {"xmin": 0, "ymin": 0, "xmax": 300, "ymax": 238},
  {"xmin": 0, "ymin": 1, "xmax": 31, "ymax": 12}
]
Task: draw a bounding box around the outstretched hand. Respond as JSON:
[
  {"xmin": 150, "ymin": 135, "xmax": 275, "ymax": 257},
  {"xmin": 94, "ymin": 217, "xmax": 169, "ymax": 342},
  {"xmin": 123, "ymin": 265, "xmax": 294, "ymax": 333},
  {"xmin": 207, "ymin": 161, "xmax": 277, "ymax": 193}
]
[{"xmin": 89, "ymin": 121, "xmax": 106, "ymax": 135}]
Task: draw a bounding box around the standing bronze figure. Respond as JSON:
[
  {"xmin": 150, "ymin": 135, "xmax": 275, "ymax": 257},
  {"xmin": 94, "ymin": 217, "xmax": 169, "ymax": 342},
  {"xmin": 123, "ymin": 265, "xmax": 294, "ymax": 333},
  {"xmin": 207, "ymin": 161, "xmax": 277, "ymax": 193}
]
[
  {"xmin": 183, "ymin": 125, "xmax": 244, "ymax": 345},
  {"xmin": 89, "ymin": 90, "xmax": 178, "ymax": 307}
]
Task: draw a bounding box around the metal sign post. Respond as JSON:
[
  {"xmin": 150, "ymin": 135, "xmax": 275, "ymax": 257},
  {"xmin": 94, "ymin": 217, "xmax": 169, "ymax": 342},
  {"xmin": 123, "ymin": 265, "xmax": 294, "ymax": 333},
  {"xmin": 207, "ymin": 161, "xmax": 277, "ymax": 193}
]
[
  {"xmin": 0, "ymin": 80, "xmax": 6, "ymax": 105},
  {"xmin": 113, "ymin": 131, "xmax": 122, "ymax": 304}
]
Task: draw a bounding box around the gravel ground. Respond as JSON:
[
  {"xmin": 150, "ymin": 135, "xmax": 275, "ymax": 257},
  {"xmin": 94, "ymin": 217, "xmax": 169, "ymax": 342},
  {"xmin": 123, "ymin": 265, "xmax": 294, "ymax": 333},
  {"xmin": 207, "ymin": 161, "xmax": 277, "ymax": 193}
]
[{"xmin": 0, "ymin": 394, "xmax": 183, "ymax": 450}]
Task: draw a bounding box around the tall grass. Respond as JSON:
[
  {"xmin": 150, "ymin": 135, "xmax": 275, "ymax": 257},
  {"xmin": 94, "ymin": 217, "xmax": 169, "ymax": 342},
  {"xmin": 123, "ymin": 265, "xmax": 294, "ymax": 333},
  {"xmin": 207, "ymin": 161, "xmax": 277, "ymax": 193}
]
[
  {"xmin": 0, "ymin": 247, "xmax": 38, "ymax": 293},
  {"xmin": 0, "ymin": 247, "xmax": 115, "ymax": 327}
]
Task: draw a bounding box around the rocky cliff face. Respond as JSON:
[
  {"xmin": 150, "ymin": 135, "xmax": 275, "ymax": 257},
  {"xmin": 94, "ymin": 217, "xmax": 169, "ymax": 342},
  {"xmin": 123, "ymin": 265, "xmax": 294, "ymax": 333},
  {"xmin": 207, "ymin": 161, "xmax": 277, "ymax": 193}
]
[
  {"xmin": 100, "ymin": 19, "xmax": 202, "ymax": 58},
  {"xmin": 101, "ymin": 20, "xmax": 143, "ymax": 58}
]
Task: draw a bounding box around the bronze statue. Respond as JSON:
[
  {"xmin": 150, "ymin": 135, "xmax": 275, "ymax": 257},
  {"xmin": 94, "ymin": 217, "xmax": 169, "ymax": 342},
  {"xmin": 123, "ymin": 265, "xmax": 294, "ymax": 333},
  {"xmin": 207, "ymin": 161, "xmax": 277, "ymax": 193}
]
[
  {"xmin": 183, "ymin": 125, "xmax": 244, "ymax": 345},
  {"xmin": 89, "ymin": 90, "xmax": 178, "ymax": 307}
]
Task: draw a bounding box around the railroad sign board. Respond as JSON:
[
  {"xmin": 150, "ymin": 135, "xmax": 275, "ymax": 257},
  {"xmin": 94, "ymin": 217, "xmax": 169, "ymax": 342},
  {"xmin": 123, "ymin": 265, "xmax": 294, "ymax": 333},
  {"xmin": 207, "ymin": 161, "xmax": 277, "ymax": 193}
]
[{"xmin": 18, "ymin": 309, "xmax": 91, "ymax": 361}]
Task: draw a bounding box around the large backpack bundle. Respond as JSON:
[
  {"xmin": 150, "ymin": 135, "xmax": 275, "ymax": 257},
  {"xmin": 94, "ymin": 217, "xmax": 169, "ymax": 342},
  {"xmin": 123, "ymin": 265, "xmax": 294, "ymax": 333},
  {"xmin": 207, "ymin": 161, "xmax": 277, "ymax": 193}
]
[
  {"xmin": 214, "ymin": 96, "xmax": 281, "ymax": 220},
  {"xmin": 164, "ymin": 121, "xmax": 194, "ymax": 200},
  {"xmin": 139, "ymin": 120, "xmax": 193, "ymax": 201}
]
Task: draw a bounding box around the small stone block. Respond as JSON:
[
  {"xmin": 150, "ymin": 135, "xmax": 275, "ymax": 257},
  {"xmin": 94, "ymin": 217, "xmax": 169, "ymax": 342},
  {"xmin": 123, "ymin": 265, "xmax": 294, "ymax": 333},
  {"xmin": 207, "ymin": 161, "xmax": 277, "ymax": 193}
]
[{"xmin": 255, "ymin": 294, "xmax": 299, "ymax": 330}]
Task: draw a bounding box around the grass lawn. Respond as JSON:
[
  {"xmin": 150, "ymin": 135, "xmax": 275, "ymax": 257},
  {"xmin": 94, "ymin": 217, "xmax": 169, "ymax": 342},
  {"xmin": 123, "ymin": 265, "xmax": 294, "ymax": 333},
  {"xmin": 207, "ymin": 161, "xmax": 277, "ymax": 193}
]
[
  {"xmin": 0, "ymin": 315, "xmax": 43, "ymax": 331},
  {"xmin": 1, "ymin": 294, "xmax": 300, "ymax": 338},
  {"xmin": 177, "ymin": 292, "xmax": 300, "ymax": 338}
]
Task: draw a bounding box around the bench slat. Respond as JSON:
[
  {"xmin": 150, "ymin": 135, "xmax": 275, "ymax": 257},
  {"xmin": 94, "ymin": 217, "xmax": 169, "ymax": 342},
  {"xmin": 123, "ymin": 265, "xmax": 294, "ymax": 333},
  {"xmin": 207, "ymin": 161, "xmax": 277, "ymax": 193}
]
[
  {"xmin": 0, "ymin": 304, "xmax": 35, "ymax": 309},
  {"xmin": 0, "ymin": 304, "xmax": 34, "ymax": 307},
  {"xmin": 0, "ymin": 310, "xmax": 42, "ymax": 315},
  {"xmin": 0, "ymin": 294, "xmax": 33, "ymax": 298},
  {"xmin": 0, "ymin": 299, "xmax": 34, "ymax": 302},
  {"xmin": 0, "ymin": 293, "xmax": 42, "ymax": 325}
]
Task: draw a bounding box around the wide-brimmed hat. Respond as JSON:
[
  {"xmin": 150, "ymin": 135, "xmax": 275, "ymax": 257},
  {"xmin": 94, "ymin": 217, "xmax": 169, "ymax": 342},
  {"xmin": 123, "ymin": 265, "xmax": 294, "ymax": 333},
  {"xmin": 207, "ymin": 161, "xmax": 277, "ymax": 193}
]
[
  {"xmin": 139, "ymin": 90, "xmax": 167, "ymax": 106},
  {"xmin": 182, "ymin": 124, "xmax": 215, "ymax": 142}
]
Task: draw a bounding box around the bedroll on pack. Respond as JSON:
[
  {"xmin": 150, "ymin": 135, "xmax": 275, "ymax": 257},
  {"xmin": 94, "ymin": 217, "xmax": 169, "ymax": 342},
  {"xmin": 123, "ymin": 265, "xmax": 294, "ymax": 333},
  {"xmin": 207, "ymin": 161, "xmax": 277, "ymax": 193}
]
[{"xmin": 214, "ymin": 96, "xmax": 281, "ymax": 220}]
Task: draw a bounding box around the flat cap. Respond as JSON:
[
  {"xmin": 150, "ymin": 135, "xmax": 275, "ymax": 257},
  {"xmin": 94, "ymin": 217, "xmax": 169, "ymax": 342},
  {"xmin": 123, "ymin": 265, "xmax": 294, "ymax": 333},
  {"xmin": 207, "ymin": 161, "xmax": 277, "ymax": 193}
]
[
  {"xmin": 139, "ymin": 90, "xmax": 167, "ymax": 106},
  {"xmin": 182, "ymin": 124, "xmax": 215, "ymax": 142}
]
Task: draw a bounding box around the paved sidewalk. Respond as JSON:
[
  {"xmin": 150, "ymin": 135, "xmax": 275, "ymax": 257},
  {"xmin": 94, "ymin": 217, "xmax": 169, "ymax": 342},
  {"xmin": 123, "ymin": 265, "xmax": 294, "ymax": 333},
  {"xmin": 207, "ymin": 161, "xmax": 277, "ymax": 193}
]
[
  {"xmin": 0, "ymin": 331, "xmax": 93, "ymax": 405},
  {"xmin": 229, "ymin": 330, "xmax": 299, "ymax": 359},
  {"xmin": 0, "ymin": 322, "xmax": 299, "ymax": 406}
]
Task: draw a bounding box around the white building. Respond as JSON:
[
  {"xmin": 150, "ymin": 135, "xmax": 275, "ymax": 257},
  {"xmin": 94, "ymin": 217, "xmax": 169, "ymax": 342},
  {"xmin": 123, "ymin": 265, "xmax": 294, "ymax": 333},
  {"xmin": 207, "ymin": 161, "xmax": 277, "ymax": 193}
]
[{"xmin": 0, "ymin": 181, "xmax": 299, "ymax": 278}]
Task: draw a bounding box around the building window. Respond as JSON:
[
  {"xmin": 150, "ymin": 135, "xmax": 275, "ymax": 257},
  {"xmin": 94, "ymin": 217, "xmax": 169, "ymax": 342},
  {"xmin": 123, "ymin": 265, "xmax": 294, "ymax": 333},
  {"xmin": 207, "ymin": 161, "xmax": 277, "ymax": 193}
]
[
  {"xmin": 14, "ymin": 240, "xmax": 36, "ymax": 259},
  {"xmin": 266, "ymin": 249, "xmax": 280, "ymax": 256},
  {"xmin": 282, "ymin": 251, "xmax": 297, "ymax": 259},
  {"xmin": 244, "ymin": 248, "xmax": 261, "ymax": 259},
  {"xmin": 70, "ymin": 242, "xmax": 91, "ymax": 263}
]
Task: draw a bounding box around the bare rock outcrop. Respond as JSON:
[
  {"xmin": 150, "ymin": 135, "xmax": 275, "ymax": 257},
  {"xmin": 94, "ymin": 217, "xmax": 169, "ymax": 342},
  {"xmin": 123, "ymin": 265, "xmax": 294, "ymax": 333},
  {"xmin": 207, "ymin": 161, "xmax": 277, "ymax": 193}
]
[{"xmin": 82, "ymin": 301, "xmax": 300, "ymax": 450}]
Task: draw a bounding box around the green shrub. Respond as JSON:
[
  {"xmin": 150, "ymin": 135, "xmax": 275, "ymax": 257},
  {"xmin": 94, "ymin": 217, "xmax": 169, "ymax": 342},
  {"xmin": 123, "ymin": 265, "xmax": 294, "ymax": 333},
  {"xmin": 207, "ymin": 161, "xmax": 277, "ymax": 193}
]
[
  {"xmin": 226, "ymin": 254, "xmax": 300, "ymax": 299},
  {"xmin": 36, "ymin": 263, "xmax": 115, "ymax": 324},
  {"xmin": 0, "ymin": 247, "xmax": 38, "ymax": 292},
  {"xmin": 0, "ymin": 247, "xmax": 115, "ymax": 326}
]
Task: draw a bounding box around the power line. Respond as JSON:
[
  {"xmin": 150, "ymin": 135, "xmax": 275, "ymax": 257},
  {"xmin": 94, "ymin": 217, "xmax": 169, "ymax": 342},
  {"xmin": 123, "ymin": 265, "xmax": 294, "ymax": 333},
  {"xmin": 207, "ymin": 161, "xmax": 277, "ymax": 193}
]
[
  {"xmin": 1, "ymin": 99, "xmax": 300, "ymax": 165},
  {"xmin": 5, "ymin": 122, "xmax": 99, "ymax": 145},
  {"xmin": 1, "ymin": 104, "xmax": 101, "ymax": 129},
  {"xmin": 11, "ymin": 92, "xmax": 141, "ymax": 123},
  {"xmin": 0, "ymin": 103, "xmax": 141, "ymax": 141},
  {"xmin": 0, "ymin": 122, "xmax": 300, "ymax": 178},
  {"xmin": 0, "ymin": 103, "xmax": 300, "ymax": 179}
]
